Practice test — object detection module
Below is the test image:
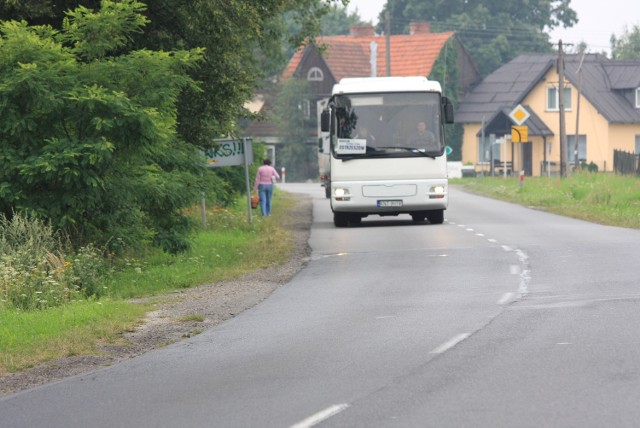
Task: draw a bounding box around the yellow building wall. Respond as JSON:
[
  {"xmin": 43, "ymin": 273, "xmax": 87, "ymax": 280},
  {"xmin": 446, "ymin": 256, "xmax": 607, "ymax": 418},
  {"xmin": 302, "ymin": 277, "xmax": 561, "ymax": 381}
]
[
  {"xmin": 461, "ymin": 123, "xmax": 480, "ymax": 167},
  {"xmin": 462, "ymin": 123, "xmax": 516, "ymax": 175},
  {"xmin": 521, "ymin": 68, "xmax": 611, "ymax": 174},
  {"xmin": 461, "ymin": 66, "xmax": 640, "ymax": 175},
  {"xmin": 608, "ymin": 124, "xmax": 640, "ymax": 170}
]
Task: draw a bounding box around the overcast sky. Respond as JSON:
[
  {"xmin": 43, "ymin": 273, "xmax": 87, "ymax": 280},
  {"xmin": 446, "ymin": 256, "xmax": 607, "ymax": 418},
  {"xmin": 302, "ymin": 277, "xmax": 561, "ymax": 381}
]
[{"xmin": 346, "ymin": 0, "xmax": 640, "ymax": 53}]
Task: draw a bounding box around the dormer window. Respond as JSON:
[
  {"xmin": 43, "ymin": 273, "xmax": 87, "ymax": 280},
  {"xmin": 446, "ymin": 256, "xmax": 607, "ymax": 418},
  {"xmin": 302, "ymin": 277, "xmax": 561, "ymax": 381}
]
[
  {"xmin": 636, "ymin": 88, "xmax": 640, "ymax": 108},
  {"xmin": 307, "ymin": 67, "xmax": 324, "ymax": 82}
]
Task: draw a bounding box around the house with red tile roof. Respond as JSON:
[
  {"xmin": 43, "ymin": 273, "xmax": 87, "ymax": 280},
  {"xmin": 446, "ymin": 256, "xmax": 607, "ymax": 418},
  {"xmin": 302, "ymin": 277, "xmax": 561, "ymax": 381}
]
[
  {"xmin": 281, "ymin": 22, "xmax": 477, "ymax": 90},
  {"xmin": 245, "ymin": 22, "xmax": 479, "ymax": 176}
]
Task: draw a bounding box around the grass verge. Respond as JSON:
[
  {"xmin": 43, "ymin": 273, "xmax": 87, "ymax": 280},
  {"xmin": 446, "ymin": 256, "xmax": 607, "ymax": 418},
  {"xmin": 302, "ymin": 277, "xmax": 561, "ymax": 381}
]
[
  {"xmin": 453, "ymin": 172, "xmax": 640, "ymax": 230},
  {"xmin": 0, "ymin": 300, "xmax": 150, "ymax": 375},
  {"xmin": 0, "ymin": 189, "xmax": 298, "ymax": 376}
]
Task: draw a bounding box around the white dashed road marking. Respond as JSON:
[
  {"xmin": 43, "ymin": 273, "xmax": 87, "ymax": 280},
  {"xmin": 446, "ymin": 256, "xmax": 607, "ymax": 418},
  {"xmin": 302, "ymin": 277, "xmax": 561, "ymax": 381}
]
[
  {"xmin": 498, "ymin": 292, "xmax": 515, "ymax": 305},
  {"xmin": 290, "ymin": 404, "xmax": 350, "ymax": 428},
  {"xmin": 453, "ymin": 219, "xmax": 531, "ymax": 303},
  {"xmin": 430, "ymin": 333, "xmax": 471, "ymax": 354}
]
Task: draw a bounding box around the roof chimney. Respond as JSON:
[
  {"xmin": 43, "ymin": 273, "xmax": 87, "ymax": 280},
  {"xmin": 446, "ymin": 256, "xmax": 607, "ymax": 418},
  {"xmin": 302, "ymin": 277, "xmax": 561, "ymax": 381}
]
[
  {"xmin": 409, "ymin": 22, "xmax": 431, "ymax": 35},
  {"xmin": 370, "ymin": 42, "xmax": 377, "ymax": 77},
  {"xmin": 350, "ymin": 25, "xmax": 376, "ymax": 37}
]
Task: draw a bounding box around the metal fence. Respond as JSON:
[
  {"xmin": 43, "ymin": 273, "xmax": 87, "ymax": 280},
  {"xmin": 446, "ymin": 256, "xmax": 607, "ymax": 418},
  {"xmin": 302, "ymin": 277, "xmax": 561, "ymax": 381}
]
[{"xmin": 613, "ymin": 149, "xmax": 640, "ymax": 175}]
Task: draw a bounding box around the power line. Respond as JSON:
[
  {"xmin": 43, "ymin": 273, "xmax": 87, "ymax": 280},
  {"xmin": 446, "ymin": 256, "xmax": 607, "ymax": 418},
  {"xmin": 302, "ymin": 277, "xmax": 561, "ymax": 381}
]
[{"xmin": 380, "ymin": 17, "xmax": 612, "ymax": 51}]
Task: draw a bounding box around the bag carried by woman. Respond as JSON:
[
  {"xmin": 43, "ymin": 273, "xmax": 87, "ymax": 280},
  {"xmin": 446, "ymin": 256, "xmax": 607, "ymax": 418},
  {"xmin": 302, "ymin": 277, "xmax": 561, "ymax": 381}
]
[{"xmin": 250, "ymin": 194, "xmax": 260, "ymax": 209}]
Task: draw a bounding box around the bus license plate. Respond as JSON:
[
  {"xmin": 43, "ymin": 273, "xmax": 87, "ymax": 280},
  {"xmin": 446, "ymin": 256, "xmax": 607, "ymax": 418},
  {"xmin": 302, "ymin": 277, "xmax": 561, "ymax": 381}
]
[{"xmin": 377, "ymin": 200, "xmax": 403, "ymax": 207}]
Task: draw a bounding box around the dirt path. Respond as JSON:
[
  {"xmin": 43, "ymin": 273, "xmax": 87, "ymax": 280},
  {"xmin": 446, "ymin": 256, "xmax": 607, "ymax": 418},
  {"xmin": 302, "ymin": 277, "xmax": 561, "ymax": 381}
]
[{"xmin": 0, "ymin": 195, "xmax": 312, "ymax": 397}]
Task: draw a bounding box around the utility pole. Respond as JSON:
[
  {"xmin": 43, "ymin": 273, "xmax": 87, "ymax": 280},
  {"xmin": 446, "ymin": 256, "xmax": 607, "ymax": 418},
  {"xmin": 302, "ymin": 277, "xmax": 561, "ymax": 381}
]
[
  {"xmin": 385, "ymin": 12, "xmax": 391, "ymax": 76},
  {"xmin": 558, "ymin": 40, "xmax": 568, "ymax": 178},
  {"xmin": 483, "ymin": 116, "xmax": 491, "ymax": 176},
  {"xmin": 574, "ymin": 50, "xmax": 585, "ymax": 172}
]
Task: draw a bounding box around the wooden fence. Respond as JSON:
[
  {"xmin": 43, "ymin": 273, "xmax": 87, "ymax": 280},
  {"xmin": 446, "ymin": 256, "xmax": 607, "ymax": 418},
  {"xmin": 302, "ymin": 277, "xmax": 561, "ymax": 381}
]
[{"xmin": 613, "ymin": 149, "xmax": 640, "ymax": 175}]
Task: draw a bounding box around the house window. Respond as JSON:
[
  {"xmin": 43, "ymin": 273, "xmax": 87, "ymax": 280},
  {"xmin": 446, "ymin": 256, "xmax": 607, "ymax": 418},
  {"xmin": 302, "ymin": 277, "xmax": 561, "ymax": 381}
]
[
  {"xmin": 547, "ymin": 86, "xmax": 572, "ymax": 111},
  {"xmin": 636, "ymin": 88, "xmax": 640, "ymax": 108},
  {"xmin": 635, "ymin": 135, "xmax": 640, "ymax": 154},
  {"xmin": 566, "ymin": 135, "xmax": 586, "ymax": 164},
  {"xmin": 307, "ymin": 67, "xmax": 324, "ymax": 82}
]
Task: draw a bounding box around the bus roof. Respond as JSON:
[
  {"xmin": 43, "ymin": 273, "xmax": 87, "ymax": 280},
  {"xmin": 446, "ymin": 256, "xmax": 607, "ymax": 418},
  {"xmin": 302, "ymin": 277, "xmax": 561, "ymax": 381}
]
[{"xmin": 332, "ymin": 76, "xmax": 442, "ymax": 95}]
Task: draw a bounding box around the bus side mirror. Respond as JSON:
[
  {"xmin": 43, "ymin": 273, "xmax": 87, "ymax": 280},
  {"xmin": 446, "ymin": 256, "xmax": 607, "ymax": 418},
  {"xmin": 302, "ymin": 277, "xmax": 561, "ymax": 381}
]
[
  {"xmin": 442, "ymin": 97, "xmax": 454, "ymax": 124},
  {"xmin": 320, "ymin": 110, "xmax": 330, "ymax": 132},
  {"xmin": 318, "ymin": 137, "xmax": 324, "ymax": 153}
]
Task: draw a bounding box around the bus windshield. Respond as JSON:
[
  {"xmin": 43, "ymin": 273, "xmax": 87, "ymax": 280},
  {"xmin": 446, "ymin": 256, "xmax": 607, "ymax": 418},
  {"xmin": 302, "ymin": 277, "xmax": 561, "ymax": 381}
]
[{"xmin": 332, "ymin": 92, "xmax": 443, "ymax": 158}]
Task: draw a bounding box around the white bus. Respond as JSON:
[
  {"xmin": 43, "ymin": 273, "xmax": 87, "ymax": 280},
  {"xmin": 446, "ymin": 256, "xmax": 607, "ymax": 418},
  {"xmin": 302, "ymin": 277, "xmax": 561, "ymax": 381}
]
[{"xmin": 320, "ymin": 76, "xmax": 454, "ymax": 227}]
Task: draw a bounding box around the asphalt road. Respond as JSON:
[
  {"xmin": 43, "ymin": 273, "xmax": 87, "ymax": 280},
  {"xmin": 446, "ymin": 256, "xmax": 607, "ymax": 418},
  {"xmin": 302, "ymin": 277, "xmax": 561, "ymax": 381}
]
[{"xmin": 2, "ymin": 183, "xmax": 640, "ymax": 427}]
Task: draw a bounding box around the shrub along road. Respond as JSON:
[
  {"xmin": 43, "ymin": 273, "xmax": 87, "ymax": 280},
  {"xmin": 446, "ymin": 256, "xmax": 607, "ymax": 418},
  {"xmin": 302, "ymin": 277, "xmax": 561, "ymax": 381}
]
[{"xmin": 0, "ymin": 194, "xmax": 312, "ymax": 397}]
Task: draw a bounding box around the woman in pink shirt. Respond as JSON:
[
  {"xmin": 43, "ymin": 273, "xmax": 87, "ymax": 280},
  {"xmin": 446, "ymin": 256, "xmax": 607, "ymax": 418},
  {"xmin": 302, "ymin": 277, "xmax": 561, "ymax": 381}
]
[{"xmin": 253, "ymin": 158, "xmax": 280, "ymax": 216}]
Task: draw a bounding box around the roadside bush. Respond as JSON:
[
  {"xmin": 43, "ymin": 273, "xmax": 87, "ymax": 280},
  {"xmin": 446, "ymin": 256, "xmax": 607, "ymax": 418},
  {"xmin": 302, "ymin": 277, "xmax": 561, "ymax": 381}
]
[
  {"xmin": 580, "ymin": 160, "xmax": 599, "ymax": 173},
  {"xmin": 0, "ymin": 3, "xmax": 204, "ymax": 255},
  {"xmin": 0, "ymin": 211, "xmax": 57, "ymax": 258},
  {"xmin": 0, "ymin": 213, "xmax": 107, "ymax": 310},
  {"xmin": 0, "ymin": 212, "xmax": 69, "ymax": 310},
  {"xmin": 0, "ymin": 251, "xmax": 79, "ymax": 310},
  {"xmin": 69, "ymin": 245, "xmax": 110, "ymax": 298}
]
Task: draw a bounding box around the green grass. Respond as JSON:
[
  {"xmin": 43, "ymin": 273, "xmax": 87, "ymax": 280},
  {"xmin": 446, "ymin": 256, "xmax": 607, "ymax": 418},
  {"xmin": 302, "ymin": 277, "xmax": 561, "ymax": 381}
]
[
  {"xmin": 0, "ymin": 190, "xmax": 298, "ymax": 375},
  {"xmin": 3, "ymin": 177, "xmax": 638, "ymax": 377},
  {"xmin": 103, "ymin": 190, "xmax": 295, "ymax": 299},
  {"xmin": 4, "ymin": 176, "xmax": 637, "ymax": 377},
  {"xmin": 0, "ymin": 299, "xmax": 150, "ymax": 374},
  {"xmin": 453, "ymin": 172, "xmax": 640, "ymax": 229}
]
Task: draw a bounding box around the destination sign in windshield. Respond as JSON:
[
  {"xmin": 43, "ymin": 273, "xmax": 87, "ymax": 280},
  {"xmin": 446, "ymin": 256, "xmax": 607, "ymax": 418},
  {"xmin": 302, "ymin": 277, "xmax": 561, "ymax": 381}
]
[{"xmin": 336, "ymin": 138, "xmax": 367, "ymax": 154}]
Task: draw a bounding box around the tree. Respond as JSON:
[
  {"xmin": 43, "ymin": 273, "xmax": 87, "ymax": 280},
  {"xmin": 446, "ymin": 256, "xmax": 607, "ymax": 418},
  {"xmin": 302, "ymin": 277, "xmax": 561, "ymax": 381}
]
[
  {"xmin": 0, "ymin": 0, "xmax": 346, "ymax": 141},
  {"xmin": 1, "ymin": 0, "xmax": 347, "ymax": 199},
  {"xmin": 429, "ymin": 38, "xmax": 464, "ymax": 160},
  {"xmin": 379, "ymin": 0, "xmax": 578, "ymax": 77},
  {"xmin": 271, "ymin": 79, "xmax": 317, "ymax": 181},
  {"xmin": 320, "ymin": 4, "xmax": 367, "ymax": 35},
  {"xmin": 611, "ymin": 25, "xmax": 640, "ymax": 60},
  {"xmin": 0, "ymin": 0, "xmax": 204, "ymax": 253},
  {"xmin": 278, "ymin": 3, "xmax": 363, "ymax": 73}
]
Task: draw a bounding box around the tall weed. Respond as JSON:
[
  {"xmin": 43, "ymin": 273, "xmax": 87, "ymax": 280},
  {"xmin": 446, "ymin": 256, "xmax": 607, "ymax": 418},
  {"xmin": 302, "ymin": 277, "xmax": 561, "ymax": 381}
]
[{"xmin": 0, "ymin": 213, "xmax": 107, "ymax": 310}]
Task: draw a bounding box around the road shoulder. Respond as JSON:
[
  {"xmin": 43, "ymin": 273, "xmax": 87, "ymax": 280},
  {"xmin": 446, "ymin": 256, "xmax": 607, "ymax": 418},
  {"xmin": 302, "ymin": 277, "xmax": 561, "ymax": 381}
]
[{"xmin": 0, "ymin": 194, "xmax": 312, "ymax": 397}]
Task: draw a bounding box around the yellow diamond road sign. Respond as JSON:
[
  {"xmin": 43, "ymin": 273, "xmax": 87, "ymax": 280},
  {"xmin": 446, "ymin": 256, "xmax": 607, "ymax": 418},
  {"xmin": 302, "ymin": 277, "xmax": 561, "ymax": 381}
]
[{"xmin": 509, "ymin": 104, "xmax": 530, "ymax": 126}]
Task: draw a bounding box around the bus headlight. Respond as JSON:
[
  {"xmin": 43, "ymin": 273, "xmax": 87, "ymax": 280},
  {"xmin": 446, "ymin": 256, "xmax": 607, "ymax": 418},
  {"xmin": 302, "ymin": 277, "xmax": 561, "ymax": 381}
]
[
  {"xmin": 429, "ymin": 185, "xmax": 446, "ymax": 199},
  {"xmin": 334, "ymin": 187, "xmax": 351, "ymax": 201}
]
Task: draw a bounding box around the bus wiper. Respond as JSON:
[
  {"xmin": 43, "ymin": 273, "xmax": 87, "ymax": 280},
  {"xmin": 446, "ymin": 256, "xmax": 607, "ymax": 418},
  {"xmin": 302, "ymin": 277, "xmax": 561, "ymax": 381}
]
[
  {"xmin": 338, "ymin": 147, "xmax": 440, "ymax": 160},
  {"xmin": 337, "ymin": 155, "xmax": 362, "ymax": 161},
  {"xmin": 338, "ymin": 147, "xmax": 381, "ymax": 161},
  {"xmin": 374, "ymin": 146, "xmax": 437, "ymax": 159}
]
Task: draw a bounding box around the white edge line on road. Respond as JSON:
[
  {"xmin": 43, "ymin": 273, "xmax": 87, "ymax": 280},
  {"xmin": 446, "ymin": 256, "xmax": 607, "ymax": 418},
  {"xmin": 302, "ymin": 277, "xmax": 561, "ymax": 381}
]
[
  {"xmin": 515, "ymin": 249, "xmax": 531, "ymax": 297},
  {"xmin": 498, "ymin": 292, "xmax": 514, "ymax": 305},
  {"xmin": 290, "ymin": 403, "xmax": 350, "ymax": 428},
  {"xmin": 429, "ymin": 333, "xmax": 471, "ymax": 354}
]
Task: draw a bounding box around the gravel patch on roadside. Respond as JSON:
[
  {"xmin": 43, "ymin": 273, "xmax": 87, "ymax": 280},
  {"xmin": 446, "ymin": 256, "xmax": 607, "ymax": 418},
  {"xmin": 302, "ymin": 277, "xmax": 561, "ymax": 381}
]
[{"xmin": 0, "ymin": 194, "xmax": 312, "ymax": 397}]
